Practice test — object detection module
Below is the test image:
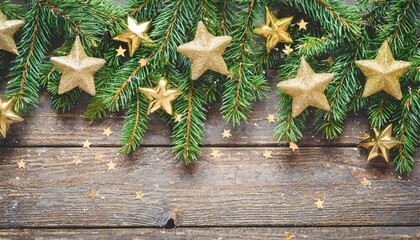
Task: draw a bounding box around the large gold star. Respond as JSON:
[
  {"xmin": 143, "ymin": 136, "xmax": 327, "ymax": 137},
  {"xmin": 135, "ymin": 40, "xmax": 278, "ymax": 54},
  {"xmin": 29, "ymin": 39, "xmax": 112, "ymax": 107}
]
[
  {"xmin": 139, "ymin": 78, "xmax": 181, "ymax": 115},
  {"xmin": 358, "ymin": 124, "xmax": 401, "ymax": 162},
  {"xmin": 177, "ymin": 21, "xmax": 232, "ymax": 80},
  {"xmin": 0, "ymin": 10, "xmax": 24, "ymax": 54},
  {"xmin": 0, "ymin": 98, "xmax": 23, "ymax": 138},
  {"xmin": 254, "ymin": 7, "xmax": 293, "ymax": 53},
  {"xmin": 356, "ymin": 40, "xmax": 411, "ymax": 100},
  {"xmin": 277, "ymin": 57, "xmax": 334, "ymax": 117},
  {"xmin": 113, "ymin": 17, "xmax": 152, "ymax": 57},
  {"xmin": 51, "ymin": 36, "xmax": 105, "ymax": 96}
]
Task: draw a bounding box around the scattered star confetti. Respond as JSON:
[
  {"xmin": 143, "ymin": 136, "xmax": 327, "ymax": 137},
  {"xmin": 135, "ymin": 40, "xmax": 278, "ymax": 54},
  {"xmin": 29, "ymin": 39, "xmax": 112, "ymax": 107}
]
[
  {"xmin": 139, "ymin": 58, "xmax": 148, "ymax": 67},
  {"xmin": 282, "ymin": 45, "xmax": 293, "ymax": 56},
  {"xmin": 82, "ymin": 140, "xmax": 92, "ymax": 148},
  {"xmin": 266, "ymin": 114, "xmax": 275, "ymax": 123},
  {"xmin": 135, "ymin": 191, "xmax": 144, "ymax": 200},
  {"xmin": 210, "ymin": 149, "xmax": 221, "ymax": 158},
  {"xmin": 115, "ymin": 45, "xmax": 126, "ymax": 57},
  {"xmin": 106, "ymin": 161, "xmax": 116, "ymax": 171},
  {"xmin": 102, "ymin": 127, "xmax": 113, "ymax": 137},
  {"xmin": 17, "ymin": 159, "xmax": 26, "ymax": 169},
  {"xmin": 95, "ymin": 152, "xmax": 104, "ymax": 161},
  {"xmin": 361, "ymin": 177, "xmax": 371, "ymax": 189},
  {"xmin": 315, "ymin": 198, "xmax": 324, "ymax": 209},
  {"xmin": 73, "ymin": 156, "xmax": 81, "ymax": 166},
  {"xmin": 326, "ymin": 56, "xmax": 334, "ymax": 67},
  {"xmin": 263, "ymin": 150, "xmax": 273, "ymax": 160},
  {"xmin": 298, "ymin": 19, "xmax": 308, "ymax": 30},
  {"xmin": 222, "ymin": 129, "xmax": 232, "ymax": 139},
  {"xmin": 289, "ymin": 142, "xmax": 299, "ymax": 152},
  {"xmin": 285, "ymin": 231, "xmax": 295, "ymax": 240},
  {"xmin": 88, "ymin": 190, "xmax": 97, "ymax": 199},
  {"xmin": 174, "ymin": 113, "xmax": 182, "ymax": 123}
]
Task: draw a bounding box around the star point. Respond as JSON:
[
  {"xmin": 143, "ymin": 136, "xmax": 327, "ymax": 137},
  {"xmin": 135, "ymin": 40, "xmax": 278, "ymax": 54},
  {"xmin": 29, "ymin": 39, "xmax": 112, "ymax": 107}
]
[
  {"xmin": 114, "ymin": 17, "xmax": 152, "ymax": 57},
  {"xmin": 222, "ymin": 129, "xmax": 232, "ymax": 139},
  {"xmin": 139, "ymin": 78, "xmax": 181, "ymax": 115},
  {"xmin": 263, "ymin": 150, "xmax": 273, "ymax": 160},
  {"xmin": 0, "ymin": 10, "xmax": 24, "ymax": 54},
  {"xmin": 315, "ymin": 198, "xmax": 324, "ymax": 209},
  {"xmin": 174, "ymin": 113, "xmax": 182, "ymax": 123},
  {"xmin": 17, "ymin": 159, "xmax": 26, "ymax": 169},
  {"xmin": 0, "ymin": 98, "xmax": 24, "ymax": 138}
]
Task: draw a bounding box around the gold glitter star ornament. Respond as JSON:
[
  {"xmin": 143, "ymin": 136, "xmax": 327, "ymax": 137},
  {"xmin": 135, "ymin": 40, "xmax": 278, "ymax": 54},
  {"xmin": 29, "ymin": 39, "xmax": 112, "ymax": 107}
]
[
  {"xmin": 0, "ymin": 10, "xmax": 24, "ymax": 54},
  {"xmin": 356, "ymin": 40, "xmax": 411, "ymax": 100},
  {"xmin": 359, "ymin": 124, "xmax": 401, "ymax": 162},
  {"xmin": 177, "ymin": 21, "xmax": 232, "ymax": 80},
  {"xmin": 254, "ymin": 7, "xmax": 293, "ymax": 53},
  {"xmin": 114, "ymin": 17, "xmax": 152, "ymax": 57},
  {"xmin": 139, "ymin": 78, "xmax": 181, "ymax": 115},
  {"xmin": 0, "ymin": 98, "xmax": 23, "ymax": 138},
  {"xmin": 51, "ymin": 36, "xmax": 105, "ymax": 96}
]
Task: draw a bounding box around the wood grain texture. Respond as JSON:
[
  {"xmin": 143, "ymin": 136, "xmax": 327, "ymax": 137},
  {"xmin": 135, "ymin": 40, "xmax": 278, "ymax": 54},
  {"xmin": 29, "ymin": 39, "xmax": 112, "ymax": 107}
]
[
  {"xmin": 1, "ymin": 227, "xmax": 419, "ymax": 240},
  {"xmin": 1, "ymin": 147, "xmax": 418, "ymax": 228}
]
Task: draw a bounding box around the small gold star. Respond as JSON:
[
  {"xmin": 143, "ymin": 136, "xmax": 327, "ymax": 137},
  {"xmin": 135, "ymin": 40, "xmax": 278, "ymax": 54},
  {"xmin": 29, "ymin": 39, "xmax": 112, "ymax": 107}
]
[
  {"xmin": 210, "ymin": 149, "xmax": 221, "ymax": 158},
  {"xmin": 222, "ymin": 129, "xmax": 232, "ymax": 139},
  {"xmin": 326, "ymin": 56, "xmax": 334, "ymax": 67},
  {"xmin": 282, "ymin": 45, "xmax": 294, "ymax": 56},
  {"xmin": 263, "ymin": 150, "xmax": 273, "ymax": 160},
  {"xmin": 289, "ymin": 142, "xmax": 299, "ymax": 152},
  {"xmin": 285, "ymin": 231, "xmax": 295, "ymax": 240},
  {"xmin": 266, "ymin": 114, "xmax": 275, "ymax": 123},
  {"xmin": 82, "ymin": 140, "xmax": 92, "ymax": 148},
  {"xmin": 106, "ymin": 161, "xmax": 116, "ymax": 171},
  {"xmin": 95, "ymin": 152, "xmax": 104, "ymax": 161},
  {"xmin": 73, "ymin": 156, "xmax": 81, "ymax": 166},
  {"xmin": 298, "ymin": 19, "xmax": 308, "ymax": 30},
  {"xmin": 115, "ymin": 45, "xmax": 126, "ymax": 57},
  {"xmin": 17, "ymin": 159, "xmax": 26, "ymax": 169},
  {"xmin": 102, "ymin": 127, "xmax": 113, "ymax": 137},
  {"xmin": 315, "ymin": 198, "xmax": 324, "ymax": 209},
  {"xmin": 361, "ymin": 177, "xmax": 371, "ymax": 189},
  {"xmin": 88, "ymin": 190, "xmax": 97, "ymax": 199},
  {"xmin": 135, "ymin": 191, "xmax": 144, "ymax": 200},
  {"xmin": 174, "ymin": 113, "xmax": 182, "ymax": 123},
  {"xmin": 139, "ymin": 58, "xmax": 148, "ymax": 67}
]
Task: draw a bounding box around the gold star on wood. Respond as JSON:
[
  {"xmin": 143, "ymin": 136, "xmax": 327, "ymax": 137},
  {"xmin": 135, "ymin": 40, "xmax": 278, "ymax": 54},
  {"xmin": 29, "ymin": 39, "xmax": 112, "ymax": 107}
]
[
  {"xmin": 102, "ymin": 127, "xmax": 113, "ymax": 137},
  {"xmin": 139, "ymin": 78, "xmax": 181, "ymax": 115},
  {"xmin": 254, "ymin": 7, "xmax": 293, "ymax": 53},
  {"xmin": 113, "ymin": 17, "xmax": 152, "ymax": 57},
  {"xmin": 88, "ymin": 190, "xmax": 97, "ymax": 199},
  {"xmin": 315, "ymin": 198, "xmax": 324, "ymax": 209},
  {"xmin": 356, "ymin": 40, "xmax": 411, "ymax": 100},
  {"xmin": 358, "ymin": 124, "xmax": 401, "ymax": 162},
  {"xmin": 298, "ymin": 19, "xmax": 308, "ymax": 30},
  {"xmin": 266, "ymin": 114, "xmax": 275, "ymax": 123},
  {"xmin": 282, "ymin": 45, "xmax": 293, "ymax": 56},
  {"xmin": 106, "ymin": 161, "xmax": 116, "ymax": 171},
  {"xmin": 177, "ymin": 21, "xmax": 232, "ymax": 80},
  {"xmin": 277, "ymin": 57, "xmax": 333, "ymax": 117},
  {"xmin": 361, "ymin": 177, "xmax": 371, "ymax": 189},
  {"xmin": 82, "ymin": 140, "xmax": 92, "ymax": 148},
  {"xmin": 0, "ymin": 98, "xmax": 23, "ymax": 138},
  {"xmin": 289, "ymin": 142, "xmax": 299, "ymax": 152},
  {"xmin": 95, "ymin": 152, "xmax": 103, "ymax": 161},
  {"xmin": 222, "ymin": 129, "xmax": 232, "ymax": 139},
  {"xmin": 210, "ymin": 149, "xmax": 221, "ymax": 159},
  {"xmin": 174, "ymin": 113, "xmax": 182, "ymax": 123},
  {"xmin": 115, "ymin": 45, "xmax": 126, "ymax": 57},
  {"xmin": 0, "ymin": 10, "xmax": 24, "ymax": 54},
  {"xmin": 17, "ymin": 159, "xmax": 26, "ymax": 169},
  {"xmin": 285, "ymin": 231, "xmax": 295, "ymax": 240},
  {"xmin": 51, "ymin": 36, "xmax": 105, "ymax": 96},
  {"xmin": 73, "ymin": 156, "xmax": 81, "ymax": 166},
  {"xmin": 139, "ymin": 58, "xmax": 148, "ymax": 67},
  {"xmin": 135, "ymin": 191, "xmax": 144, "ymax": 200},
  {"xmin": 263, "ymin": 150, "xmax": 273, "ymax": 160}
]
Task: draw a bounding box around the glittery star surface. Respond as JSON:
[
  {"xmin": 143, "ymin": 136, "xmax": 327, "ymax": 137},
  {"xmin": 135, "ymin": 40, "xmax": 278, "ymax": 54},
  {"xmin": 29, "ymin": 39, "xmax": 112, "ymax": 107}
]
[
  {"xmin": 0, "ymin": 98, "xmax": 23, "ymax": 138},
  {"xmin": 0, "ymin": 10, "xmax": 24, "ymax": 54},
  {"xmin": 113, "ymin": 17, "xmax": 152, "ymax": 57},
  {"xmin": 277, "ymin": 57, "xmax": 333, "ymax": 117},
  {"xmin": 356, "ymin": 40, "xmax": 411, "ymax": 100},
  {"xmin": 139, "ymin": 78, "xmax": 181, "ymax": 115},
  {"xmin": 50, "ymin": 36, "xmax": 105, "ymax": 96},
  {"xmin": 177, "ymin": 21, "xmax": 232, "ymax": 80}
]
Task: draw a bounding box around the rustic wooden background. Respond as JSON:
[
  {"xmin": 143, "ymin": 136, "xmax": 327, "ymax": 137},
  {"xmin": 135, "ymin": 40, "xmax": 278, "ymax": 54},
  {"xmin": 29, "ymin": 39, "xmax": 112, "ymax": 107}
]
[{"xmin": 1, "ymin": 0, "xmax": 419, "ymax": 239}]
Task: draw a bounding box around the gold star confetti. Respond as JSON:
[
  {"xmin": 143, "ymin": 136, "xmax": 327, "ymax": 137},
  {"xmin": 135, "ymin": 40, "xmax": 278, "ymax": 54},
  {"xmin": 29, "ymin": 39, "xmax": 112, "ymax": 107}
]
[
  {"xmin": 325, "ymin": 56, "xmax": 334, "ymax": 67},
  {"xmin": 0, "ymin": 10, "xmax": 24, "ymax": 54},
  {"xmin": 298, "ymin": 19, "xmax": 308, "ymax": 30},
  {"xmin": 82, "ymin": 140, "xmax": 92, "ymax": 148},
  {"xmin": 356, "ymin": 40, "xmax": 411, "ymax": 100},
  {"xmin": 113, "ymin": 17, "xmax": 152, "ymax": 57},
  {"xmin": 106, "ymin": 161, "xmax": 116, "ymax": 171},
  {"xmin": 135, "ymin": 191, "xmax": 144, "ymax": 200},
  {"xmin": 73, "ymin": 156, "xmax": 81, "ymax": 166},
  {"xmin": 289, "ymin": 142, "xmax": 299, "ymax": 152},
  {"xmin": 277, "ymin": 57, "xmax": 333, "ymax": 117},
  {"xmin": 254, "ymin": 7, "xmax": 293, "ymax": 53},
  {"xmin": 210, "ymin": 149, "xmax": 221, "ymax": 159},
  {"xmin": 139, "ymin": 78, "xmax": 181, "ymax": 115},
  {"xmin": 0, "ymin": 98, "xmax": 24, "ymax": 138},
  {"xmin": 17, "ymin": 159, "xmax": 26, "ymax": 169},
  {"xmin": 315, "ymin": 198, "xmax": 324, "ymax": 209},
  {"xmin": 361, "ymin": 177, "xmax": 371, "ymax": 189},
  {"xmin": 95, "ymin": 152, "xmax": 103, "ymax": 161},
  {"xmin": 174, "ymin": 113, "xmax": 182, "ymax": 123},
  {"xmin": 358, "ymin": 124, "xmax": 401, "ymax": 162},
  {"xmin": 285, "ymin": 231, "xmax": 295, "ymax": 240},
  {"xmin": 282, "ymin": 45, "xmax": 293, "ymax": 56},
  {"xmin": 222, "ymin": 129, "xmax": 232, "ymax": 139},
  {"xmin": 177, "ymin": 21, "xmax": 232, "ymax": 80},
  {"xmin": 139, "ymin": 58, "xmax": 148, "ymax": 67},
  {"xmin": 266, "ymin": 114, "xmax": 275, "ymax": 123},
  {"xmin": 88, "ymin": 190, "xmax": 97, "ymax": 199},
  {"xmin": 102, "ymin": 127, "xmax": 113, "ymax": 137},
  {"xmin": 263, "ymin": 150, "xmax": 273, "ymax": 160},
  {"xmin": 50, "ymin": 36, "xmax": 105, "ymax": 96},
  {"xmin": 115, "ymin": 45, "xmax": 126, "ymax": 57}
]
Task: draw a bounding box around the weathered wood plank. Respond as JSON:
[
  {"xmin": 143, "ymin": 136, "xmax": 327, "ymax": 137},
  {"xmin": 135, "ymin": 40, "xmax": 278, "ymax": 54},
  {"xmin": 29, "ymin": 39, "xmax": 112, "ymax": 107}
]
[
  {"xmin": 1, "ymin": 227, "xmax": 419, "ymax": 240},
  {"xmin": 1, "ymin": 147, "xmax": 418, "ymax": 228}
]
